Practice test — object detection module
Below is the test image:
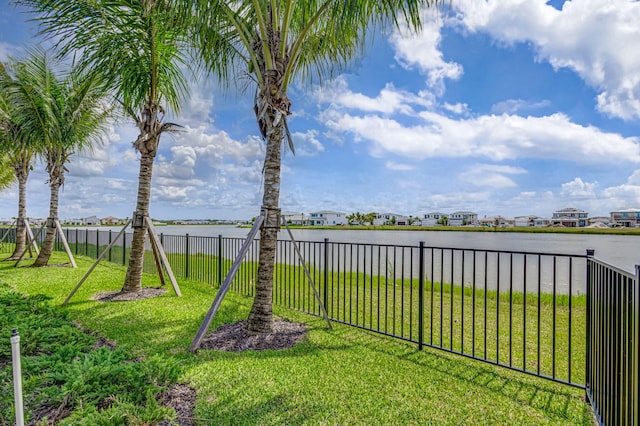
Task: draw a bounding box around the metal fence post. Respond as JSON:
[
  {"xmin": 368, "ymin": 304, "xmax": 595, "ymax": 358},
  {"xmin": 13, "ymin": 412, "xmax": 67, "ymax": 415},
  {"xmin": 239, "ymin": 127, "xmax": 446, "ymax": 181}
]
[
  {"xmin": 75, "ymin": 228, "xmax": 78, "ymax": 255},
  {"xmin": 108, "ymin": 230, "xmax": 112, "ymax": 263},
  {"xmin": 418, "ymin": 242, "xmax": 425, "ymax": 351},
  {"xmin": 185, "ymin": 234, "xmax": 190, "ymax": 279},
  {"xmin": 323, "ymin": 238, "xmax": 329, "ymax": 312},
  {"xmin": 85, "ymin": 228, "xmax": 89, "ymax": 256},
  {"xmin": 634, "ymin": 264, "xmax": 640, "ymax": 426},
  {"xmin": 122, "ymin": 231, "xmax": 126, "ymax": 265},
  {"xmin": 586, "ymin": 249, "xmax": 595, "ymax": 400},
  {"xmin": 218, "ymin": 235, "xmax": 223, "ymax": 286}
]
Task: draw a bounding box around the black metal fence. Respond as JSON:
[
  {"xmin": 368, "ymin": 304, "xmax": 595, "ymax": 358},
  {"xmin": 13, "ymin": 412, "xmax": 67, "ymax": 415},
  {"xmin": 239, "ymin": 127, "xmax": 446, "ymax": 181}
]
[
  {"xmin": 1, "ymin": 226, "xmax": 638, "ymax": 424},
  {"xmin": 586, "ymin": 255, "xmax": 639, "ymax": 425}
]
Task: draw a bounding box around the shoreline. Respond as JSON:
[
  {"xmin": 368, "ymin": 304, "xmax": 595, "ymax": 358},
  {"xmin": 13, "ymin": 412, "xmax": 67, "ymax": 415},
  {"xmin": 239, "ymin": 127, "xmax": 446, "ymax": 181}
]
[{"xmin": 245, "ymin": 224, "xmax": 640, "ymax": 236}]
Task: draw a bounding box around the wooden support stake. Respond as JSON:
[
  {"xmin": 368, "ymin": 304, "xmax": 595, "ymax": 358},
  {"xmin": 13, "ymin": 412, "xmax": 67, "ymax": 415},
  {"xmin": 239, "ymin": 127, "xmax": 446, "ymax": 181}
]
[
  {"xmin": 0, "ymin": 219, "xmax": 16, "ymax": 244},
  {"xmin": 24, "ymin": 219, "xmax": 40, "ymax": 256},
  {"xmin": 282, "ymin": 217, "xmax": 332, "ymax": 329},
  {"xmin": 189, "ymin": 214, "xmax": 265, "ymax": 352},
  {"xmin": 149, "ymin": 232, "xmax": 167, "ymax": 287},
  {"xmin": 145, "ymin": 217, "xmax": 180, "ymax": 297},
  {"xmin": 14, "ymin": 222, "xmax": 45, "ymax": 266},
  {"xmin": 55, "ymin": 219, "xmax": 77, "ymax": 268},
  {"xmin": 62, "ymin": 219, "xmax": 132, "ymax": 306}
]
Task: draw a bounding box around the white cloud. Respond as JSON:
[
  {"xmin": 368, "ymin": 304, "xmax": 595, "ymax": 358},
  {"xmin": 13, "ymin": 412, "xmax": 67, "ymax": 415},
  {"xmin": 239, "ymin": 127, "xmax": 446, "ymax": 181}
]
[
  {"xmin": 292, "ymin": 130, "xmax": 324, "ymax": 156},
  {"xmin": 455, "ymin": 0, "xmax": 640, "ymax": 120},
  {"xmin": 491, "ymin": 99, "xmax": 551, "ymax": 115},
  {"xmin": 560, "ymin": 177, "xmax": 597, "ymax": 199},
  {"xmin": 385, "ymin": 161, "xmax": 415, "ymax": 171},
  {"xmin": 459, "ymin": 164, "xmax": 526, "ymax": 188},
  {"xmin": 601, "ymin": 170, "xmax": 640, "ymax": 208},
  {"xmin": 390, "ymin": 10, "xmax": 463, "ymax": 93},
  {"xmin": 323, "ymin": 110, "xmax": 640, "ymax": 163},
  {"xmin": 314, "ymin": 76, "xmax": 434, "ymax": 114}
]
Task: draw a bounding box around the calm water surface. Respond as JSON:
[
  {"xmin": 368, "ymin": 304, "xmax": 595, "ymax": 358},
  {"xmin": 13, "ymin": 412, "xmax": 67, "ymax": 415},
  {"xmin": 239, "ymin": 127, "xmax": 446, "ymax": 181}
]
[{"xmin": 95, "ymin": 224, "xmax": 640, "ymax": 272}]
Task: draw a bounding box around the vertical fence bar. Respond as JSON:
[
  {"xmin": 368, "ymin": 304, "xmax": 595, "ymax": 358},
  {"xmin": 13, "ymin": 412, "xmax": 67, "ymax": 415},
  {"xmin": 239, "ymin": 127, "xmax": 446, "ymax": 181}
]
[
  {"xmin": 185, "ymin": 234, "xmax": 190, "ymax": 279},
  {"xmin": 568, "ymin": 258, "xmax": 573, "ymax": 384},
  {"xmin": 523, "ymin": 255, "xmax": 527, "ymax": 371},
  {"xmin": 586, "ymin": 249, "xmax": 594, "ymax": 403},
  {"xmin": 419, "ymin": 242, "xmax": 424, "ymax": 351},
  {"xmin": 108, "ymin": 230, "xmax": 112, "ymax": 263},
  {"xmin": 552, "ymin": 256, "xmax": 557, "ymax": 379},
  {"xmin": 472, "ymin": 250, "xmax": 476, "ymax": 358},
  {"xmin": 217, "ymin": 235, "xmax": 222, "ymax": 286},
  {"xmin": 323, "ymin": 238, "xmax": 329, "ymax": 312},
  {"xmin": 634, "ymin": 264, "xmax": 639, "ymax": 426}
]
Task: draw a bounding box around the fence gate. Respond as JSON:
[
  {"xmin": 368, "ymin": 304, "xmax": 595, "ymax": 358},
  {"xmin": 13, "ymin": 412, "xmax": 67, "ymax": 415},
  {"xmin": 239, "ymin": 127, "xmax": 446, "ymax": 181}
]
[{"xmin": 586, "ymin": 256, "xmax": 639, "ymax": 425}]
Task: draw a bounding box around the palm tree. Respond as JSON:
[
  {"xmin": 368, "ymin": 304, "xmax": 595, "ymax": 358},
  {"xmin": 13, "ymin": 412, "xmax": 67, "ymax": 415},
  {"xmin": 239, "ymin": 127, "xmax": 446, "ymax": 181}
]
[
  {"xmin": 18, "ymin": 1, "xmax": 191, "ymax": 288},
  {"xmin": 193, "ymin": 0, "xmax": 433, "ymax": 333},
  {"xmin": 0, "ymin": 155, "xmax": 13, "ymax": 191},
  {"xmin": 0, "ymin": 59, "xmax": 38, "ymax": 261},
  {"xmin": 7, "ymin": 49, "xmax": 111, "ymax": 267}
]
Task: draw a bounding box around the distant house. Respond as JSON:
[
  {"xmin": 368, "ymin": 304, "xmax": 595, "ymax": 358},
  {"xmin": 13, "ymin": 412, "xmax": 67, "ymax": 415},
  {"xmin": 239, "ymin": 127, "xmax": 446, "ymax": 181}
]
[
  {"xmin": 373, "ymin": 213, "xmax": 410, "ymax": 226},
  {"xmin": 283, "ymin": 212, "xmax": 311, "ymax": 226},
  {"xmin": 62, "ymin": 218, "xmax": 83, "ymax": 226},
  {"xmin": 610, "ymin": 209, "xmax": 640, "ymax": 227},
  {"xmin": 448, "ymin": 211, "xmax": 478, "ymax": 226},
  {"xmin": 101, "ymin": 216, "xmax": 121, "ymax": 226},
  {"xmin": 83, "ymin": 216, "xmax": 100, "ymax": 226},
  {"xmin": 479, "ymin": 216, "xmax": 514, "ymax": 228},
  {"xmin": 514, "ymin": 215, "xmax": 550, "ymax": 227},
  {"xmin": 589, "ymin": 216, "xmax": 611, "ymax": 227},
  {"xmin": 308, "ymin": 211, "xmax": 347, "ymax": 226},
  {"xmin": 175, "ymin": 220, "xmax": 210, "ymax": 225},
  {"xmin": 551, "ymin": 207, "xmax": 588, "ymax": 227},
  {"xmin": 421, "ymin": 212, "xmax": 446, "ymax": 226}
]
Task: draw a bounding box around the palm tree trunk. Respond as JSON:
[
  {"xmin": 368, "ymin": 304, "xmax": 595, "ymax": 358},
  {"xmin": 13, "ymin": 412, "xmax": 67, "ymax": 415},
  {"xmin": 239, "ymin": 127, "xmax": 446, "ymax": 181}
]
[
  {"xmin": 33, "ymin": 165, "xmax": 62, "ymax": 267},
  {"xmin": 246, "ymin": 114, "xmax": 283, "ymax": 334},
  {"xmin": 122, "ymin": 147, "xmax": 156, "ymax": 293},
  {"xmin": 7, "ymin": 166, "xmax": 28, "ymax": 260}
]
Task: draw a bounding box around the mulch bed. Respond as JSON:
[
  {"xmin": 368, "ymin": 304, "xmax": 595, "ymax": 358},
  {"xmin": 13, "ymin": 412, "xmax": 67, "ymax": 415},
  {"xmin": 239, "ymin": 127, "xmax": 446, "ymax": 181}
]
[
  {"xmin": 158, "ymin": 383, "xmax": 197, "ymax": 426},
  {"xmin": 199, "ymin": 319, "xmax": 307, "ymax": 352},
  {"xmin": 92, "ymin": 287, "xmax": 167, "ymax": 302}
]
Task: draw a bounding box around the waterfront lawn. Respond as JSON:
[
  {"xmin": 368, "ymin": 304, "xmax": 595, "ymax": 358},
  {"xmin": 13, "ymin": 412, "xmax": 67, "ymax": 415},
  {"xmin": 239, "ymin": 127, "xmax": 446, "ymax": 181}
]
[
  {"xmin": 0, "ymin": 252, "xmax": 593, "ymax": 425},
  {"xmin": 48, "ymin": 239, "xmax": 588, "ymax": 385}
]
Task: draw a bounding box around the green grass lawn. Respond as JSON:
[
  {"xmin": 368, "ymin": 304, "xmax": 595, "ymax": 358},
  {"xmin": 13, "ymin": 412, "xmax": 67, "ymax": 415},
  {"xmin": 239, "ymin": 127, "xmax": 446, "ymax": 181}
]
[{"xmin": 0, "ymin": 251, "xmax": 594, "ymax": 425}]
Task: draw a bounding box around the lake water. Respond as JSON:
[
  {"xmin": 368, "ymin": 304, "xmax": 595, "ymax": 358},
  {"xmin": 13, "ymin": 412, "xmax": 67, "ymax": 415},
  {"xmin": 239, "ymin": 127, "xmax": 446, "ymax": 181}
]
[{"xmin": 94, "ymin": 224, "xmax": 640, "ymax": 272}]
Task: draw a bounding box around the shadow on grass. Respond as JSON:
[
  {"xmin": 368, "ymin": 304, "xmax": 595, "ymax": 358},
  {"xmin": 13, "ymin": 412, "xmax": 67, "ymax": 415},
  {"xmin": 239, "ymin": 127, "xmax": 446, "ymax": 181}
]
[{"xmin": 323, "ymin": 323, "xmax": 593, "ymax": 424}]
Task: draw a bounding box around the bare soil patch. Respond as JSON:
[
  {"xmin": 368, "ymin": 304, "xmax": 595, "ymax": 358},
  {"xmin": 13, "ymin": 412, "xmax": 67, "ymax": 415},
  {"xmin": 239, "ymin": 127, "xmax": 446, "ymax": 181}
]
[
  {"xmin": 158, "ymin": 383, "xmax": 197, "ymax": 426},
  {"xmin": 199, "ymin": 319, "xmax": 307, "ymax": 352},
  {"xmin": 93, "ymin": 287, "xmax": 167, "ymax": 302}
]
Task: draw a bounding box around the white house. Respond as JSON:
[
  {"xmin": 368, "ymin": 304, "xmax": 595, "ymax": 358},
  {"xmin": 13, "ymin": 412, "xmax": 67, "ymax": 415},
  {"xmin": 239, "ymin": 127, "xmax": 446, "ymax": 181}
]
[
  {"xmin": 479, "ymin": 216, "xmax": 514, "ymax": 227},
  {"xmin": 373, "ymin": 213, "xmax": 410, "ymax": 226},
  {"xmin": 448, "ymin": 211, "xmax": 478, "ymax": 226},
  {"xmin": 83, "ymin": 216, "xmax": 100, "ymax": 226},
  {"xmin": 421, "ymin": 212, "xmax": 446, "ymax": 226},
  {"xmin": 282, "ymin": 212, "xmax": 311, "ymax": 226},
  {"xmin": 308, "ymin": 210, "xmax": 348, "ymax": 226},
  {"xmin": 551, "ymin": 207, "xmax": 588, "ymax": 227},
  {"xmin": 514, "ymin": 215, "xmax": 550, "ymax": 227},
  {"xmin": 610, "ymin": 208, "xmax": 640, "ymax": 227}
]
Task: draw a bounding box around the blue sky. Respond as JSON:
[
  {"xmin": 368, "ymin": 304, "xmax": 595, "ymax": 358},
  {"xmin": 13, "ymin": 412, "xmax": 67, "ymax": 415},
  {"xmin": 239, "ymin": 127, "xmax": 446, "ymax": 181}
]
[{"xmin": 2, "ymin": 0, "xmax": 640, "ymax": 221}]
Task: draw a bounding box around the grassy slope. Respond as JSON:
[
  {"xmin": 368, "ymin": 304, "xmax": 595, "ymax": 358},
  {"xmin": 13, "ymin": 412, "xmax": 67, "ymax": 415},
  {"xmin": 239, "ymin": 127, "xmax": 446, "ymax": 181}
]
[{"xmin": 0, "ymin": 252, "xmax": 593, "ymax": 425}]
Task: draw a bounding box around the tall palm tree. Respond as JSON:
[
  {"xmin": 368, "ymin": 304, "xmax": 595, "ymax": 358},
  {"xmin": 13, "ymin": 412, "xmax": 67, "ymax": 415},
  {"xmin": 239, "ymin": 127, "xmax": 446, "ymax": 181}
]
[
  {"xmin": 8, "ymin": 49, "xmax": 111, "ymax": 267},
  {"xmin": 0, "ymin": 155, "xmax": 13, "ymax": 191},
  {"xmin": 19, "ymin": 1, "xmax": 192, "ymax": 287},
  {"xmin": 0, "ymin": 60, "xmax": 38, "ymax": 261},
  {"xmin": 193, "ymin": 0, "xmax": 433, "ymax": 333}
]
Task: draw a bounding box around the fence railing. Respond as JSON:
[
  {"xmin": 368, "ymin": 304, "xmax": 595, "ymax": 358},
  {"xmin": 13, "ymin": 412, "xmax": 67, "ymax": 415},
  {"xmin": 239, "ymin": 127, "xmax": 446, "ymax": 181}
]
[
  {"xmin": 2, "ymin": 226, "xmax": 639, "ymax": 424},
  {"xmin": 586, "ymin": 255, "xmax": 639, "ymax": 425},
  {"xmin": 30, "ymin": 227, "xmax": 589, "ymax": 387}
]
